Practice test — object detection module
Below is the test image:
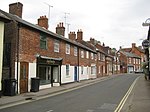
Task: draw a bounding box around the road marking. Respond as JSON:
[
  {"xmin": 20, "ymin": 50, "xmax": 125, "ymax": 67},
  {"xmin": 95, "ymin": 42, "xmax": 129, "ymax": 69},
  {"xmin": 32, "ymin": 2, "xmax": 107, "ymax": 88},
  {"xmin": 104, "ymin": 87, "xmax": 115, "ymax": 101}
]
[
  {"xmin": 46, "ymin": 110, "xmax": 53, "ymax": 112},
  {"xmin": 114, "ymin": 76, "xmax": 139, "ymax": 112}
]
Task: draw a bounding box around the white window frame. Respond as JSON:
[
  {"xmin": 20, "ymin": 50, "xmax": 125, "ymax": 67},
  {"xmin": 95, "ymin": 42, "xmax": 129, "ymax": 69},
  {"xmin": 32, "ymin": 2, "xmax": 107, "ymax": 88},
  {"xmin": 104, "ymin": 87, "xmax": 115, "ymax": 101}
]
[
  {"xmin": 66, "ymin": 43, "xmax": 70, "ymax": 54},
  {"xmin": 86, "ymin": 51, "xmax": 89, "ymax": 59},
  {"xmin": 81, "ymin": 50, "xmax": 84, "ymax": 58},
  {"xmin": 91, "ymin": 52, "xmax": 94, "ymax": 59},
  {"xmin": 54, "ymin": 40, "xmax": 60, "ymax": 52},
  {"xmin": 74, "ymin": 46, "xmax": 77, "ymax": 56},
  {"xmin": 66, "ymin": 65, "xmax": 70, "ymax": 76},
  {"xmin": 81, "ymin": 66, "xmax": 84, "ymax": 75}
]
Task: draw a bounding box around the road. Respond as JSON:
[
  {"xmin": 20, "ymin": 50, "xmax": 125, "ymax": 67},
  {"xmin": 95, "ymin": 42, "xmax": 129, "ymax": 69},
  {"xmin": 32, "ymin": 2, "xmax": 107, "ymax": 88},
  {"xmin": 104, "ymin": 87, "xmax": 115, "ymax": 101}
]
[{"xmin": 0, "ymin": 74, "xmax": 139, "ymax": 112}]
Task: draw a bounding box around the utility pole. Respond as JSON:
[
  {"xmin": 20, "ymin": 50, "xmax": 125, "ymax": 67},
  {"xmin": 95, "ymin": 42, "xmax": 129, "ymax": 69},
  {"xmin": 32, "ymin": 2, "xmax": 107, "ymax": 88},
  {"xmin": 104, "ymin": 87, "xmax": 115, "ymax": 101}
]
[{"xmin": 44, "ymin": 2, "xmax": 53, "ymax": 28}]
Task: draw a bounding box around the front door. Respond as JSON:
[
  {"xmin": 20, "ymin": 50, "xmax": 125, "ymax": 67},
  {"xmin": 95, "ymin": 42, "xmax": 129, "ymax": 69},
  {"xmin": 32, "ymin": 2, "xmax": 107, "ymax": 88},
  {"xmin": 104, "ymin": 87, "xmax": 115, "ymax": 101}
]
[
  {"xmin": 74, "ymin": 66, "xmax": 78, "ymax": 81},
  {"xmin": 20, "ymin": 62, "xmax": 28, "ymax": 93},
  {"xmin": 52, "ymin": 66, "xmax": 60, "ymax": 86}
]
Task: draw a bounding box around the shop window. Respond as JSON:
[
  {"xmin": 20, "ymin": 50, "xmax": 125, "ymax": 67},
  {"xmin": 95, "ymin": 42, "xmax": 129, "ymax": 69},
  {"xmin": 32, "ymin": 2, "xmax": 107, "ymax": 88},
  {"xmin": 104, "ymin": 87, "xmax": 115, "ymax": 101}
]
[{"xmin": 39, "ymin": 66, "xmax": 51, "ymax": 85}]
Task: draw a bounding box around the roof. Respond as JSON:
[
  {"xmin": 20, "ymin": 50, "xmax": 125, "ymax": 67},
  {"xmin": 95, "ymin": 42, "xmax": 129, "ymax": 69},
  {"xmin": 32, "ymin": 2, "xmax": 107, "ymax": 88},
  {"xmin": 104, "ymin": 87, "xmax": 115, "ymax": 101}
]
[
  {"xmin": 0, "ymin": 9, "xmax": 96, "ymax": 53},
  {"xmin": 0, "ymin": 12, "xmax": 11, "ymax": 22},
  {"xmin": 120, "ymin": 51, "xmax": 141, "ymax": 59}
]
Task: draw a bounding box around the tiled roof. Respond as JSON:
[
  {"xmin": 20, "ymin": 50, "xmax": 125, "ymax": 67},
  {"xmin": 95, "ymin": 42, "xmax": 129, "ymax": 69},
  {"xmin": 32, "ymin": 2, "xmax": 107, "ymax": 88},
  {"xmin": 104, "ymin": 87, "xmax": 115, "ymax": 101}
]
[
  {"xmin": 0, "ymin": 11, "xmax": 11, "ymax": 22},
  {"xmin": 120, "ymin": 51, "xmax": 141, "ymax": 58},
  {"xmin": 0, "ymin": 9, "xmax": 96, "ymax": 53}
]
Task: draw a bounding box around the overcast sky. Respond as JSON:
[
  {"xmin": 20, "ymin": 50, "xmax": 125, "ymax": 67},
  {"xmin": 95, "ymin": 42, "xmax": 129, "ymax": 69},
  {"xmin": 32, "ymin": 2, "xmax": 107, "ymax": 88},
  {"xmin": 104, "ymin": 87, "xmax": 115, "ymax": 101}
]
[{"xmin": 1, "ymin": 0, "xmax": 150, "ymax": 49}]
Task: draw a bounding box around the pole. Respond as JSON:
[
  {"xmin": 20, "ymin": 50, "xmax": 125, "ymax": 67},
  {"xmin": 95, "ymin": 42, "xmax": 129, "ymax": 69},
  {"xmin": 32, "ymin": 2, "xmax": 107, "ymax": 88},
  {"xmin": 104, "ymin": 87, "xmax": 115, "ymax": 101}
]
[{"xmin": 148, "ymin": 26, "xmax": 150, "ymax": 80}]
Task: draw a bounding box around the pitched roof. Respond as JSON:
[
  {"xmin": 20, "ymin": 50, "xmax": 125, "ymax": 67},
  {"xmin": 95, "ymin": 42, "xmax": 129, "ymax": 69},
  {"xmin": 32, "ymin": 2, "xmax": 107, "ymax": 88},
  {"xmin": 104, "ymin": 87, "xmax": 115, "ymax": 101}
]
[
  {"xmin": 120, "ymin": 50, "xmax": 141, "ymax": 58},
  {"xmin": 0, "ymin": 9, "xmax": 96, "ymax": 53},
  {"xmin": 0, "ymin": 11, "xmax": 11, "ymax": 22}
]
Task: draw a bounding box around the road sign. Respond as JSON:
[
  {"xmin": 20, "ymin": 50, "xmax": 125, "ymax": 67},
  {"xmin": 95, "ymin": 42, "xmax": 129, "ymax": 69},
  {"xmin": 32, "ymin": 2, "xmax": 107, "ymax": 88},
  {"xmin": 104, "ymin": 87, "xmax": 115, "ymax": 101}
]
[{"xmin": 142, "ymin": 39, "xmax": 149, "ymax": 49}]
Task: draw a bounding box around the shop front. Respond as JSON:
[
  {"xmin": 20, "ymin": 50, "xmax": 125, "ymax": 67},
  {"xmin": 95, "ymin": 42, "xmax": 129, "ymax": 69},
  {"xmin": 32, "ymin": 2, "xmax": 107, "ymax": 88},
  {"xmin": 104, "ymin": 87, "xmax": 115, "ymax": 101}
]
[{"xmin": 37, "ymin": 56, "xmax": 63, "ymax": 89}]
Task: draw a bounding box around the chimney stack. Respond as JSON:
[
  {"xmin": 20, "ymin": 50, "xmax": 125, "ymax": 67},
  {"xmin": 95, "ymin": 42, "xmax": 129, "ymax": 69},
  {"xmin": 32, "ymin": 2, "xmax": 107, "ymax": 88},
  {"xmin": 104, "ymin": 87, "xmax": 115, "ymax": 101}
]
[
  {"xmin": 132, "ymin": 43, "xmax": 136, "ymax": 48},
  {"xmin": 56, "ymin": 22, "xmax": 65, "ymax": 36},
  {"xmin": 38, "ymin": 16, "xmax": 48, "ymax": 29},
  {"xmin": 77, "ymin": 29, "xmax": 83, "ymax": 41},
  {"xmin": 9, "ymin": 2, "xmax": 23, "ymax": 18},
  {"xmin": 68, "ymin": 32, "xmax": 76, "ymax": 40}
]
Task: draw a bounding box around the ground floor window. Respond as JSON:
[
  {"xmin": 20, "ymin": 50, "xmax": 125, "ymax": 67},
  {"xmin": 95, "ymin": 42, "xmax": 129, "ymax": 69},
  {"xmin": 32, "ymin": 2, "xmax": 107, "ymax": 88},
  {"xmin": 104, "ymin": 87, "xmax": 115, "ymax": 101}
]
[
  {"xmin": 39, "ymin": 66, "xmax": 51, "ymax": 85},
  {"xmin": 91, "ymin": 66, "xmax": 96, "ymax": 75}
]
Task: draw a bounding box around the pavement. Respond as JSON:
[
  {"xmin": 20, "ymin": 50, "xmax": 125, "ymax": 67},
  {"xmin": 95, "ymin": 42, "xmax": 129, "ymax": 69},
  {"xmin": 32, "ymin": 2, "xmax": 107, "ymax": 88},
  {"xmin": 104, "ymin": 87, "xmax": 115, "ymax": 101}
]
[
  {"xmin": 121, "ymin": 74, "xmax": 150, "ymax": 112},
  {"xmin": 0, "ymin": 74, "xmax": 150, "ymax": 112}
]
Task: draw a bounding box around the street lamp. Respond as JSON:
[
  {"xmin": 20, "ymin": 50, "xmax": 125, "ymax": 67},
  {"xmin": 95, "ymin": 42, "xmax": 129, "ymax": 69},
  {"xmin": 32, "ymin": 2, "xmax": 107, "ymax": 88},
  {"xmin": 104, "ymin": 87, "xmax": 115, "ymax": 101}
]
[{"xmin": 142, "ymin": 18, "xmax": 150, "ymax": 80}]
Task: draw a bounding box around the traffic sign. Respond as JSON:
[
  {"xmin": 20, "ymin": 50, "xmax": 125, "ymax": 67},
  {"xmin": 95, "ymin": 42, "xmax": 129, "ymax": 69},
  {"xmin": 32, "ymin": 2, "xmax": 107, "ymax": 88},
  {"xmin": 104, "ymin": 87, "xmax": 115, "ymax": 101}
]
[{"xmin": 142, "ymin": 39, "xmax": 149, "ymax": 49}]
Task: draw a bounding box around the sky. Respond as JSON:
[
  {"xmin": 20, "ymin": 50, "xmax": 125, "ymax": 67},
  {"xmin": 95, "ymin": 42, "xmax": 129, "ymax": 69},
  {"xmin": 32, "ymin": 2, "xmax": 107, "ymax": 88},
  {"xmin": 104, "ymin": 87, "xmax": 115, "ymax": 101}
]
[{"xmin": 0, "ymin": 0, "xmax": 150, "ymax": 49}]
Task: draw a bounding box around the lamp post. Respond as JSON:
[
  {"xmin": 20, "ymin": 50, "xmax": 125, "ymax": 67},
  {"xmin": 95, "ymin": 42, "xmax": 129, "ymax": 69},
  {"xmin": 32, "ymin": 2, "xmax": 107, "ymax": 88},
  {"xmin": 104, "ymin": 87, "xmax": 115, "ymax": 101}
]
[{"xmin": 142, "ymin": 18, "xmax": 150, "ymax": 80}]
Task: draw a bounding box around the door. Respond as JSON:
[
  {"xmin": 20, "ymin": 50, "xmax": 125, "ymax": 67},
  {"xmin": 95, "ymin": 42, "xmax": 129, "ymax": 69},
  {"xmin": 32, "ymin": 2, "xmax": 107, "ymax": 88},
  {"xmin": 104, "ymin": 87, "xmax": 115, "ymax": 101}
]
[
  {"xmin": 52, "ymin": 66, "xmax": 60, "ymax": 86},
  {"xmin": 74, "ymin": 66, "xmax": 78, "ymax": 81},
  {"xmin": 20, "ymin": 62, "xmax": 28, "ymax": 93}
]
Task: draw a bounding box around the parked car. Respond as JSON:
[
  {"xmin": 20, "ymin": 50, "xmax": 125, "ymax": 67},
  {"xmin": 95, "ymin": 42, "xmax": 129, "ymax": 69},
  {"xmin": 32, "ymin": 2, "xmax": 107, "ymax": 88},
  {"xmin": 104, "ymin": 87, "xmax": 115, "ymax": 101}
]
[{"xmin": 135, "ymin": 69, "xmax": 143, "ymax": 73}]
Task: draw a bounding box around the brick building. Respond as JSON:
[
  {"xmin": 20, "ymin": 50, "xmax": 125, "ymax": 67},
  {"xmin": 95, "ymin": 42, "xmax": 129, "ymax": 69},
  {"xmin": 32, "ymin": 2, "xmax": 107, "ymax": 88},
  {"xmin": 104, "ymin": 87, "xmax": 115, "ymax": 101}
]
[
  {"xmin": 119, "ymin": 50, "xmax": 141, "ymax": 73},
  {"xmin": 1, "ymin": 2, "xmax": 97, "ymax": 94}
]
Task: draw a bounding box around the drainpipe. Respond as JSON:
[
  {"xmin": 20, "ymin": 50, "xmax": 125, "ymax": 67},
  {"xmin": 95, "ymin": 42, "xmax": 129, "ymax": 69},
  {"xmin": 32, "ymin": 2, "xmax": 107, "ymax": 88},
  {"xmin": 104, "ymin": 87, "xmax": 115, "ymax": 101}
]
[
  {"xmin": 77, "ymin": 47, "xmax": 80, "ymax": 82},
  {"xmin": 16, "ymin": 23, "xmax": 20, "ymax": 94}
]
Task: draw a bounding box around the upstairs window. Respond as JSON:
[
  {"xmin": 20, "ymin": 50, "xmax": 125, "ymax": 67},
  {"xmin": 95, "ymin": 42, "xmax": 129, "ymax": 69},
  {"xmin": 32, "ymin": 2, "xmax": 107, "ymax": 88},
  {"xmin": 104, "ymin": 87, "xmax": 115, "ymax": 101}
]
[
  {"xmin": 86, "ymin": 51, "xmax": 89, "ymax": 59},
  {"xmin": 40, "ymin": 34, "xmax": 47, "ymax": 49},
  {"xmin": 74, "ymin": 46, "xmax": 77, "ymax": 56},
  {"xmin": 91, "ymin": 52, "xmax": 94, "ymax": 59},
  {"xmin": 54, "ymin": 40, "xmax": 60, "ymax": 52},
  {"xmin": 81, "ymin": 50, "xmax": 84, "ymax": 58},
  {"xmin": 66, "ymin": 43, "xmax": 70, "ymax": 54}
]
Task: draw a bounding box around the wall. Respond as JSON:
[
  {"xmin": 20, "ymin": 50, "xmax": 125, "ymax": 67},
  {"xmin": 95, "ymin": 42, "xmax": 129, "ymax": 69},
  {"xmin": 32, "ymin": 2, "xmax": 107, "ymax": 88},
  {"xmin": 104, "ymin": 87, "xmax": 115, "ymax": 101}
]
[{"xmin": 0, "ymin": 21, "xmax": 4, "ymax": 92}]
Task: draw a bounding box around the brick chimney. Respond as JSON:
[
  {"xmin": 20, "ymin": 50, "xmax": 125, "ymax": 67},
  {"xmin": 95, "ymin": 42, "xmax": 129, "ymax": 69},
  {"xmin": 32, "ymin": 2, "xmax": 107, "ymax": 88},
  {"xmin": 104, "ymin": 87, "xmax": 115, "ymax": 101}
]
[
  {"xmin": 77, "ymin": 29, "xmax": 83, "ymax": 41},
  {"xmin": 9, "ymin": 2, "xmax": 23, "ymax": 18},
  {"xmin": 56, "ymin": 22, "xmax": 65, "ymax": 36},
  {"xmin": 132, "ymin": 43, "xmax": 136, "ymax": 48},
  {"xmin": 68, "ymin": 32, "xmax": 76, "ymax": 40},
  {"xmin": 38, "ymin": 16, "xmax": 48, "ymax": 29}
]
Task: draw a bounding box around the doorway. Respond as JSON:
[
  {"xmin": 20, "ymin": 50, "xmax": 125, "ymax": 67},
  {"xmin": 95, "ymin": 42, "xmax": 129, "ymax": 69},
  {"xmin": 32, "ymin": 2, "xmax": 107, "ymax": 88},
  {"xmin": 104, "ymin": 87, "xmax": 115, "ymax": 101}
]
[{"xmin": 20, "ymin": 62, "xmax": 28, "ymax": 93}]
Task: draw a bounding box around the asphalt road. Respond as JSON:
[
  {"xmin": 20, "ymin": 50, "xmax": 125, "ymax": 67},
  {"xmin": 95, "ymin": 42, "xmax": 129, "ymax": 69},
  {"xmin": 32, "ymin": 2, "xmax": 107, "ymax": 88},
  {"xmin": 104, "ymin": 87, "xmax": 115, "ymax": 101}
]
[{"xmin": 0, "ymin": 74, "xmax": 139, "ymax": 112}]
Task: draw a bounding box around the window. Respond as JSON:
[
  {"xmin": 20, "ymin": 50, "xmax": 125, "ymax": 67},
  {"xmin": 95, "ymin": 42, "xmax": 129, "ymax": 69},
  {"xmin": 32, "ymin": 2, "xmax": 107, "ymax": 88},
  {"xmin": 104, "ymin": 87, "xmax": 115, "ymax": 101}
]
[
  {"xmin": 66, "ymin": 44, "xmax": 70, "ymax": 54},
  {"xmin": 40, "ymin": 34, "xmax": 47, "ymax": 49},
  {"xmin": 86, "ymin": 51, "xmax": 89, "ymax": 59},
  {"xmin": 81, "ymin": 66, "xmax": 84, "ymax": 75},
  {"xmin": 66, "ymin": 65, "xmax": 70, "ymax": 76},
  {"xmin": 98, "ymin": 53, "xmax": 100, "ymax": 60},
  {"xmin": 128, "ymin": 58, "xmax": 131, "ymax": 64},
  {"xmin": 91, "ymin": 52, "xmax": 94, "ymax": 59},
  {"xmin": 81, "ymin": 50, "xmax": 84, "ymax": 58},
  {"xmin": 38, "ymin": 66, "xmax": 51, "ymax": 85},
  {"xmin": 74, "ymin": 46, "xmax": 77, "ymax": 56},
  {"xmin": 91, "ymin": 66, "xmax": 96, "ymax": 75},
  {"xmin": 54, "ymin": 40, "xmax": 60, "ymax": 52},
  {"xmin": 99, "ymin": 66, "xmax": 101, "ymax": 73}
]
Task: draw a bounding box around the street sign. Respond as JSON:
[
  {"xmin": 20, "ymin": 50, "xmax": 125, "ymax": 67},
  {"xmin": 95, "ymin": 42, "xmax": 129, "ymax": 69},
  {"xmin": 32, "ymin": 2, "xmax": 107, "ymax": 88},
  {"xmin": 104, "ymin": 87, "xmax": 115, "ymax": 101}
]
[{"xmin": 142, "ymin": 39, "xmax": 149, "ymax": 49}]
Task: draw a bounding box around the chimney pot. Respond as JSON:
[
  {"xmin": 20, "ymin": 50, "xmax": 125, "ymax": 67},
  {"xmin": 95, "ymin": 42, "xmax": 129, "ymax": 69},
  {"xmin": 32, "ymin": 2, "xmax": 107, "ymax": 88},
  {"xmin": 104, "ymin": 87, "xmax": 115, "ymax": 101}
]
[
  {"xmin": 56, "ymin": 22, "xmax": 65, "ymax": 36},
  {"xmin": 38, "ymin": 15, "xmax": 48, "ymax": 29}
]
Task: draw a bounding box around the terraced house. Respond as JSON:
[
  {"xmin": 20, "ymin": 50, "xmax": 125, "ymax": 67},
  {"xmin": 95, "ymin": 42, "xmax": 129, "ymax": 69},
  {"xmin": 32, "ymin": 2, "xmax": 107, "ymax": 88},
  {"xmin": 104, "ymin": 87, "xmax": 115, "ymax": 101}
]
[{"xmin": 1, "ymin": 2, "xmax": 97, "ymax": 94}]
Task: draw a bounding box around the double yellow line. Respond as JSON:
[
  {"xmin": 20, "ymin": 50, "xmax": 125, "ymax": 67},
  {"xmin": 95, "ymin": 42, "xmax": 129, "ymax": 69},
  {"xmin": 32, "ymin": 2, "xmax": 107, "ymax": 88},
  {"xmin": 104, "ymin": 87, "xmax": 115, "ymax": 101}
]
[{"xmin": 114, "ymin": 76, "xmax": 140, "ymax": 112}]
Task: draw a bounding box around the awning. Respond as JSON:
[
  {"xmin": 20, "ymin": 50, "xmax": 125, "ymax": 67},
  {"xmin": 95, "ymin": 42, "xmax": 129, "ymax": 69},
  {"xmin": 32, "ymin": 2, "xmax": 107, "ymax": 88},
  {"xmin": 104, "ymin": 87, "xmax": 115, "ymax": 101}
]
[{"xmin": 40, "ymin": 56, "xmax": 63, "ymax": 61}]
